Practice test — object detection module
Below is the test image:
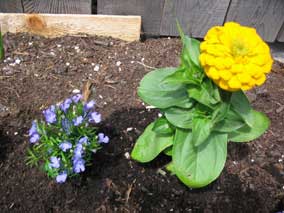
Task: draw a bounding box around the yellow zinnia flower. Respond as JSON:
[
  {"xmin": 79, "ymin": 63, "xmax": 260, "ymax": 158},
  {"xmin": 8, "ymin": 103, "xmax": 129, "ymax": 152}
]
[{"xmin": 199, "ymin": 22, "xmax": 273, "ymax": 91}]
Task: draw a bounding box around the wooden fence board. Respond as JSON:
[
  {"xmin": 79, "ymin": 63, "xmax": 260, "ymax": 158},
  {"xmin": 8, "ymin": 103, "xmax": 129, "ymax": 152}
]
[
  {"xmin": 160, "ymin": 0, "xmax": 231, "ymax": 38},
  {"xmin": 0, "ymin": 0, "xmax": 23, "ymax": 13},
  {"xmin": 0, "ymin": 13, "xmax": 141, "ymax": 41},
  {"xmin": 22, "ymin": 0, "xmax": 92, "ymax": 14},
  {"xmin": 277, "ymin": 24, "xmax": 284, "ymax": 42},
  {"xmin": 226, "ymin": 0, "xmax": 284, "ymax": 42},
  {"xmin": 97, "ymin": 0, "xmax": 164, "ymax": 34}
]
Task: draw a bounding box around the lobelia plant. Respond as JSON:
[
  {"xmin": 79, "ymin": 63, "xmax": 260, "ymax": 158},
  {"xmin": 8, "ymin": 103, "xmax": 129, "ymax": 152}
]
[
  {"xmin": 27, "ymin": 94, "xmax": 109, "ymax": 183},
  {"xmin": 131, "ymin": 22, "xmax": 273, "ymax": 188}
]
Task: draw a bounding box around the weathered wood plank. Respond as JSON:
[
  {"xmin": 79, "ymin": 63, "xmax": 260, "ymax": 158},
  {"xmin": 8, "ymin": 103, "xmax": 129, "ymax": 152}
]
[
  {"xmin": 0, "ymin": 13, "xmax": 141, "ymax": 41},
  {"xmin": 226, "ymin": 0, "xmax": 284, "ymax": 42},
  {"xmin": 22, "ymin": 0, "xmax": 92, "ymax": 14},
  {"xmin": 0, "ymin": 0, "xmax": 23, "ymax": 13},
  {"xmin": 160, "ymin": 0, "xmax": 230, "ymax": 38},
  {"xmin": 97, "ymin": 0, "xmax": 165, "ymax": 35},
  {"xmin": 277, "ymin": 23, "xmax": 284, "ymax": 42}
]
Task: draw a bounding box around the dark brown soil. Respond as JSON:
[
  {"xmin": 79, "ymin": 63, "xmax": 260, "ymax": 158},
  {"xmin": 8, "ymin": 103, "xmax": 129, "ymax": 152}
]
[{"xmin": 0, "ymin": 33, "xmax": 284, "ymax": 213}]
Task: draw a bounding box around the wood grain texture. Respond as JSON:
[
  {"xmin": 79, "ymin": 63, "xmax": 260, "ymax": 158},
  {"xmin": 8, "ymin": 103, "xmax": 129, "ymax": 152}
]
[
  {"xmin": 0, "ymin": 13, "xmax": 141, "ymax": 41},
  {"xmin": 226, "ymin": 0, "xmax": 284, "ymax": 42},
  {"xmin": 0, "ymin": 0, "xmax": 23, "ymax": 13},
  {"xmin": 97, "ymin": 0, "xmax": 165, "ymax": 34},
  {"xmin": 22, "ymin": 0, "xmax": 92, "ymax": 14},
  {"xmin": 160, "ymin": 0, "xmax": 230, "ymax": 38},
  {"xmin": 277, "ymin": 23, "xmax": 284, "ymax": 42}
]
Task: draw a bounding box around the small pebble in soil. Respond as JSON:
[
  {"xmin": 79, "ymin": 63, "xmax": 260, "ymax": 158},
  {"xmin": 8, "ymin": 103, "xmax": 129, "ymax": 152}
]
[
  {"xmin": 158, "ymin": 113, "xmax": 162, "ymax": 117},
  {"xmin": 28, "ymin": 42, "xmax": 33, "ymax": 46},
  {"xmin": 74, "ymin": 46, "xmax": 80, "ymax": 50},
  {"xmin": 66, "ymin": 62, "xmax": 70, "ymax": 66},
  {"xmin": 282, "ymin": 155, "xmax": 284, "ymax": 158},
  {"xmin": 34, "ymin": 73, "xmax": 39, "ymax": 77},
  {"xmin": 131, "ymin": 61, "xmax": 134, "ymax": 64},
  {"xmin": 251, "ymin": 159, "xmax": 255, "ymax": 163},
  {"xmin": 118, "ymin": 67, "xmax": 122, "ymax": 72},
  {"xmin": 157, "ymin": 168, "xmax": 166, "ymax": 176},
  {"xmin": 15, "ymin": 59, "xmax": 21, "ymax": 64},
  {"xmin": 50, "ymin": 51, "xmax": 56, "ymax": 56},
  {"xmin": 116, "ymin": 61, "xmax": 122, "ymax": 66},
  {"xmin": 279, "ymin": 159, "xmax": 283, "ymax": 163},
  {"xmin": 124, "ymin": 152, "xmax": 130, "ymax": 159},
  {"xmin": 57, "ymin": 44, "xmax": 62, "ymax": 48},
  {"xmin": 141, "ymin": 58, "xmax": 145, "ymax": 62},
  {"xmin": 91, "ymin": 63, "xmax": 95, "ymax": 66},
  {"xmin": 72, "ymin": 89, "xmax": 80, "ymax": 94},
  {"xmin": 126, "ymin": 127, "xmax": 133, "ymax": 132},
  {"xmin": 146, "ymin": 105, "xmax": 156, "ymax": 109},
  {"xmin": 233, "ymin": 161, "xmax": 238, "ymax": 165},
  {"xmin": 14, "ymin": 132, "xmax": 18, "ymax": 136},
  {"xmin": 103, "ymin": 102, "xmax": 107, "ymax": 105},
  {"xmin": 99, "ymin": 95, "xmax": 103, "ymax": 99},
  {"xmin": 94, "ymin": 64, "xmax": 100, "ymax": 72},
  {"xmin": 9, "ymin": 63, "xmax": 16, "ymax": 67}
]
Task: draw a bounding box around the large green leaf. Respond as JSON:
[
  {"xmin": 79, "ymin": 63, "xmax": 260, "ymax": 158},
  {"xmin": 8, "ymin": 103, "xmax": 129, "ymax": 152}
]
[
  {"xmin": 164, "ymin": 107, "xmax": 194, "ymax": 129},
  {"xmin": 131, "ymin": 122, "xmax": 174, "ymax": 163},
  {"xmin": 162, "ymin": 68, "xmax": 199, "ymax": 85},
  {"xmin": 173, "ymin": 129, "xmax": 227, "ymax": 188},
  {"xmin": 230, "ymin": 91, "xmax": 253, "ymax": 127},
  {"xmin": 192, "ymin": 117, "xmax": 212, "ymax": 147},
  {"xmin": 228, "ymin": 110, "xmax": 270, "ymax": 142},
  {"xmin": 138, "ymin": 68, "xmax": 193, "ymax": 109},
  {"xmin": 152, "ymin": 117, "xmax": 174, "ymax": 135}
]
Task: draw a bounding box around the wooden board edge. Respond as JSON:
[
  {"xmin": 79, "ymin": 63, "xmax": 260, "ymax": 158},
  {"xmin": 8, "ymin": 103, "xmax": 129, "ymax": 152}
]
[{"xmin": 0, "ymin": 13, "xmax": 142, "ymax": 42}]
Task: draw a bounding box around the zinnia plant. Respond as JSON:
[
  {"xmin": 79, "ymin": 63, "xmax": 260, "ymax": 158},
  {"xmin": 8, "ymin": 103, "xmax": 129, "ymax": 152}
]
[
  {"xmin": 131, "ymin": 22, "xmax": 272, "ymax": 188},
  {"xmin": 27, "ymin": 94, "xmax": 109, "ymax": 183}
]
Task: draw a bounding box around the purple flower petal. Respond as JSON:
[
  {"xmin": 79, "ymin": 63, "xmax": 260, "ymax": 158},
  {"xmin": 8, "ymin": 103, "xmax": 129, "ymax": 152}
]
[
  {"xmin": 29, "ymin": 120, "xmax": 37, "ymax": 136},
  {"xmin": 72, "ymin": 94, "xmax": 82, "ymax": 103},
  {"xmin": 73, "ymin": 158, "xmax": 85, "ymax": 173},
  {"xmin": 78, "ymin": 136, "xmax": 89, "ymax": 145},
  {"xmin": 73, "ymin": 143, "xmax": 84, "ymax": 159},
  {"xmin": 59, "ymin": 141, "xmax": 72, "ymax": 152},
  {"xmin": 30, "ymin": 133, "xmax": 40, "ymax": 144},
  {"xmin": 84, "ymin": 100, "xmax": 96, "ymax": 111},
  {"xmin": 43, "ymin": 106, "xmax": 57, "ymax": 124},
  {"xmin": 56, "ymin": 171, "xmax": 67, "ymax": 183},
  {"xmin": 98, "ymin": 133, "xmax": 109, "ymax": 144},
  {"xmin": 73, "ymin": 116, "xmax": 83, "ymax": 126},
  {"xmin": 89, "ymin": 112, "xmax": 101, "ymax": 123},
  {"xmin": 49, "ymin": 156, "xmax": 60, "ymax": 169},
  {"xmin": 60, "ymin": 98, "xmax": 72, "ymax": 113}
]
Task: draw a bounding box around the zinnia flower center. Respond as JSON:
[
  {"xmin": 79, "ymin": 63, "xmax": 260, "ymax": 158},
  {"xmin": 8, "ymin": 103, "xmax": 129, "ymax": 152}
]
[{"xmin": 231, "ymin": 39, "xmax": 248, "ymax": 57}]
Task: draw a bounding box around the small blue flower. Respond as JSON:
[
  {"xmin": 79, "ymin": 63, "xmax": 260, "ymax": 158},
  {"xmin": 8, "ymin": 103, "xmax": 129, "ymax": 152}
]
[
  {"xmin": 29, "ymin": 121, "xmax": 37, "ymax": 136},
  {"xmin": 56, "ymin": 171, "xmax": 67, "ymax": 183},
  {"xmin": 98, "ymin": 133, "xmax": 109, "ymax": 144},
  {"xmin": 78, "ymin": 136, "xmax": 89, "ymax": 145},
  {"xmin": 30, "ymin": 133, "xmax": 40, "ymax": 144},
  {"xmin": 72, "ymin": 94, "xmax": 82, "ymax": 103},
  {"xmin": 43, "ymin": 105, "xmax": 57, "ymax": 124},
  {"xmin": 62, "ymin": 118, "xmax": 72, "ymax": 135},
  {"xmin": 73, "ymin": 143, "xmax": 84, "ymax": 159},
  {"xmin": 89, "ymin": 112, "xmax": 101, "ymax": 123},
  {"xmin": 59, "ymin": 141, "xmax": 72, "ymax": 152},
  {"xmin": 84, "ymin": 100, "xmax": 96, "ymax": 111},
  {"xmin": 49, "ymin": 156, "xmax": 60, "ymax": 169},
  {"xmin": 73, "ymin": 116, "xmax": 83, "ymax": 126},
  {"xmin": 60, "ymin": 98, "xmax": 72, "ymax": 113},
  {"xmin": 73, "ymin": 158, "xmax": 85, "ymax": 173}
]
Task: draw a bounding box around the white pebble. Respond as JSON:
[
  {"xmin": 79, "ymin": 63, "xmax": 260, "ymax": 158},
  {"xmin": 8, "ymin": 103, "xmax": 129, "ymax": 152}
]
[
  {"xmin": 57, "ymin": 44, "xmax": 62, "ymax": 48},
  {"xmin": 99, "ymin": 95, "xmax": 103, "ymax": 99},
  {"xmin": 158, "ymin": 113, "xmax": 162, "ymax": 117},
  {"xmin": 72, "ymin": 89, "xmax": 80, "ymax": 94},
  {"xmin": 89, "ymin": 73, "xmax": 93, "ymax": 77},
  {"xmin": 103, "ymin": 102, "xmax": 107, "ymax": 105},
  {"xmin": 15, "ymin": 59, "xmax": 21, "ymax": 64},
  {"xmin": 28, "ymin": 42, "xmax": 33, "ymax": 46},
  {"xmin": 66, "ymin": 62, "xmax": 70, "ymax": 66},
  {"xmin": 14, "ymin": 132, "xmax": 18, "ymax": 135},
  {"xmin": 146, "ymin": 105, "xmax": 156, "ymax": 109},
  {"xmin": 126, "ymin": 127, "xmax": 133, "ymax": 132},
  {"xmin": 251, "ymin": 159, "xmax": 255, "ymax": 163},
  {"xmin": 94, "ymin": 64, "xmax": 100, "ymax": 72},
  {"xmin": 279, "ymin": 159, "xmax": 283, "ymax": 163},
  {"xmin": 131, "ymin": 61, "xmax": 135, "ymax": 64},
  {"xmin": 168, "ymin": 37, "xmax": 171, "ymax": 40},
  {"xmin": 9, "ymin": 63, "xmax": 16, "ymax": 67},
  {"xmin": 142, "ymin": 102, "xmax": 145, "ymax": 106},
  {"xmin": 116, "ymin": 61, "xmax": 122, "ymax": 66},
  {"xmin": 282, "ymin": 155, "xmax": 284, "ymax": 158},
  {"xmin": 124, "ymin": 152, "xmax": 130, "ymax": 159},
  {"xmin": 118, "ymin": 67, "xmax": 122, "ymax": 72},
  {"xmin": 74, "ymin": 46, "xmax": 80, "ymax": 50},
  {"xmin": 110, "ymin": 42, "xmax": 114, "ymax": 46},
  {"xmin": 91, "ymin": 63, "xmax": 95, "ymax": 66},
  {"xmin": 233, "ymin": 161, "xmax": 238, "ymax": 165},
  {"xmin": 34, "ymin": 73, "xmax": 39, "ymax": 77},
  {"xmin": 50, "ymin": 52, "xmax": 55, "ymax": 56},
  {"xmin": 141, "ymin": 58, "xmax": 145, "ymax": 62}
]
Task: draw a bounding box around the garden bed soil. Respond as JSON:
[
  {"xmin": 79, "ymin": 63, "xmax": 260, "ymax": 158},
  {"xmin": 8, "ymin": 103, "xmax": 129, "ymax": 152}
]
[{"xmin": 0, "ymin": 33, "xmax": 284, "ymax": 213}]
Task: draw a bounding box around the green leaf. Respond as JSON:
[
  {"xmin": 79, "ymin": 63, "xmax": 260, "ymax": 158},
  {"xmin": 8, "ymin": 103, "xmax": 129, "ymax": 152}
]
[
  {"xmin": 0, "ymin": 31, "xmax": 4, "ymax": 60},
  {"xmin": 163, "ymin": 146, "xmax": 172, "ymax": 156},
  {"xmin": 192, "ymin": 117, "xmax": 212, "ymax": 147},
  {"xmin": 138, "ymin": 68, "xmax": 193, "ymax": 109},
  {"xmin": 173, "ymin": 129, "xmax": 227, "ymax": 188},
  {"xmin": 230, "ymin": 91, "xmax": 253, "ymax": 127},
  {"xmin": 212, "ymin": 102, "xmax": 229, "ymax": 124},
  {"xmin": 165, "ymin": 161, "xmax": 175, "ymax": 174},
  {"xmin": 164, "ymin": 107, "xmax": 194, "ymax": 129},
  {"xmin": 152, "ymin": 117, "xmax": 174, "ymax": 135},
  {"xmin": 131, "ymin": 122, "xmax": 174, "ymax": 163},
  {"xmin": 162, "ymin": 68, "xmax": 199, "ymax": 85},
  {"xmin": 228, "ymin": 110, "xmax": 270, "ymax": 142}
]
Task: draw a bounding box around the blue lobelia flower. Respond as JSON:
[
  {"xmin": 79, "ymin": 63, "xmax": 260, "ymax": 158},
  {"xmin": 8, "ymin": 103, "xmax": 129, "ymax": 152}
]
[
  {"xmin": 84, "ymin": 100, "xmax": 96, "ymax": 111},
  {"xmin": 89, "ymin": 112, "xmax": 101, "ymax": 123},
  {"xmin": 59, "ymin": 141, "xmax": 72, "ymax": 152},
  {"xmin": 43, "ymin": 105, "xmax": 57, "ymax": 124},
  {"xmin": 49, "ymin": 156, "xmax": 60, "ymax": 169},
  {"xmin": 78, "ymin": 136, "xmax": 89, "ymax": 145},
  {"xmin": 62, "ymin": 118, "xmax": 72, "ymax": 135},
  {"xmin": 73, "ymin": 116, "xmax": 83, "ymax": 126},
  {"xmin": 73, "ymin": 158, "xmax": 85, "ymax": 173},
  {"xmin": 56, "ymin": 171, "xmax": 67, "ymax": 183},
  {"xmin": 98, "ymin": 133, "xmax": 109, "ymax": 144},
  {"xmin": 29, "ymin": 133, "xmax": 40, "ymax": 144},
  {"xmin": 71, "ymin": 94, "xmax": 82, "ymax": 103},
  {"xmin": 60, "ymin": 98, "xmax": 72, "ymax": 113},
  {"xmin": 73, "ymin": 143, "xmax": 84, "ymax": 159},
  {"xmin": 29, "ymin": 121, "xmax": 37, "ymax": 136}
]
